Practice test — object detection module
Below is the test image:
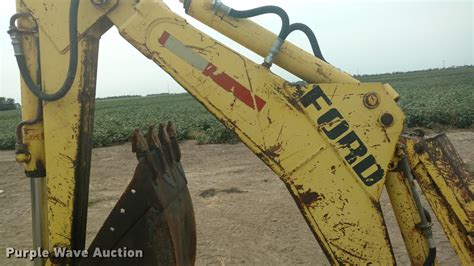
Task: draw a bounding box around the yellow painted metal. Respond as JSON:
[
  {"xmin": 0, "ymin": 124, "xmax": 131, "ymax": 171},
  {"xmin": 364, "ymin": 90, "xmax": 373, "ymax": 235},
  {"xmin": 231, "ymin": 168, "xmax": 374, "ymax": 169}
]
[
  {"xmin": 15, "ymin": 1, "xmax": 104, "ymax": 264},
  {"xmin": 403, "ymin": 134, "xmax": 474, "ymax": 265},
  {"xmin": 15, "ymin": 0, "xmax": 48, "ymax": 254},
  {"xmin": 383, "ymin": 83, "xmax": 400, "ymax": 102},
  {"xmin": 107, "ymin": 1, "xmax": 404, "ymax": 263},
  {"xmin": 38, "ymin": 33, "xmax": 99, "ymax": 264},
  {"xmin": 22, "ymin": 0, "xmax": 118, "ymax": 52},
  {"xmin": 385, "ymin": 171, "xmax": 434, "ymax": 264},
  {"xmin": 185, "ymin": 0, "xmax": 358, "ymax": 84}
]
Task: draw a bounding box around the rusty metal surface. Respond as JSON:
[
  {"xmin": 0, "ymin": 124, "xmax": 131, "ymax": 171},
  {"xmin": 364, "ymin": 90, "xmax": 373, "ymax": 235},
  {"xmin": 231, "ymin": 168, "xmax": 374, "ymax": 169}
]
[
  {"xmin": 424, "ymin": 134, "xmax": 473, "ymax": 214},
  {"xmin": 402, "ymin": 133, "xmax": 474, "ymax": 265},
  {"xmin": 81, "ymin": 123, "xmax": 196, "ymax": 266},
  {"xmin": 72, "ymin": 34, "xmax": 101, "ymax": 257}
]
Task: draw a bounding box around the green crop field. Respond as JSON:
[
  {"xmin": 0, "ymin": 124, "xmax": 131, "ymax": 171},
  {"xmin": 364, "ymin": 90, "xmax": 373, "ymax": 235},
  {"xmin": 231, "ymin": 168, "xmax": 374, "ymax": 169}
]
[
  {"xmin": 358, "ymin": 66, "xmax": 473, "ymax": 129},
  {"xmin": 0, "ymin": 66, "xmax": 472, "ymax": 150}
]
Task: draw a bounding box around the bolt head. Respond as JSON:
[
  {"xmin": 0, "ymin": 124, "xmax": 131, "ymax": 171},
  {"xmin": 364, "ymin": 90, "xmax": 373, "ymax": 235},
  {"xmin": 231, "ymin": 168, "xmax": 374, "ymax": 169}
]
[
  {"xmin": 414, "ymin": 142, "xmax": 425, "ymax": 154},
  {"xmin": 363, "ymin": 92, "xmax": 380, "ymax": 109},
  {"xmin": 380, "ymin": 112, "xmax": 394, "ymax": 127}
]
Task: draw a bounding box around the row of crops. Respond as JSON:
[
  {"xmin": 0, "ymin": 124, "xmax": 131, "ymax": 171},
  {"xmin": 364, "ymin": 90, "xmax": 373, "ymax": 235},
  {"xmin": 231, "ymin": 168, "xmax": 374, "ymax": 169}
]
[
  {"xmin": 91, "ymin": 94, "xmax": 239, "ymax": 147},
  {"xmin": 0, "ymin": 66, "xmax": 472, "ymax": 150},
  {"xmin": 358, "ymin": 66, "xmax": 473, "ymax": 129}
]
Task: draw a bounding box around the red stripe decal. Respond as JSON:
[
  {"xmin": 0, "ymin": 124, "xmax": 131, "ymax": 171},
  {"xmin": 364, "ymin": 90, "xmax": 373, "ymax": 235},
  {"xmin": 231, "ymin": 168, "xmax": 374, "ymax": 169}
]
[
  {"xmin": 159, "ymin": 31, "xmax": 267, "ymax": 112},
  {"xmin": 159, "ymin": 31, "xmax": 170, "ymax": 45},
  {"xmin": 203, "ymin": 63, "xmax": 266, "ymax": 111},
  {"xmin": 255, "ymin": 96, "xmax": 266, "ymax": 112}
]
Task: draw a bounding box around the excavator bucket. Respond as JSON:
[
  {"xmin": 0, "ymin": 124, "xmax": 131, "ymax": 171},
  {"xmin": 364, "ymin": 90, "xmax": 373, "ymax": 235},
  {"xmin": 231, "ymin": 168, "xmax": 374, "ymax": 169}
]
[
  {"xmin": 401, "ymin": 132, "xmax": 474, "ymax": 264},
  {"xmin": 79, "ymin": 122, "xmax": 196, "ymax": 266}
]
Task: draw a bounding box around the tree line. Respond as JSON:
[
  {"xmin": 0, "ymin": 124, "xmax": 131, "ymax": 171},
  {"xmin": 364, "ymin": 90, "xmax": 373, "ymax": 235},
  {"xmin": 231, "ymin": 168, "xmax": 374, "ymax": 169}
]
[{"xmin": 0, "ymin": 97, "xmax": 19, "ymax": 111}]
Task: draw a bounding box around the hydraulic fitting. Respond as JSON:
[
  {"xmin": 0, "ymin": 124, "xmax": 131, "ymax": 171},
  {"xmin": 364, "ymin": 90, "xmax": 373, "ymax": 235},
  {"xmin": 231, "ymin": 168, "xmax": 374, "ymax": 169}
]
[
  {"xmin": 211, "ymin": 0, "xmax": 231, "ymax": 15},
  {"xmin": 263, "ymin": 37, "xmax": 284, "ymax": 68},
  {"xmin": 7, "ymin": 28, "xmax": 23, "ymax": 56},
  {"xmin": 15, "ymin": 143, "xmax": 31, "ymax": 163}
]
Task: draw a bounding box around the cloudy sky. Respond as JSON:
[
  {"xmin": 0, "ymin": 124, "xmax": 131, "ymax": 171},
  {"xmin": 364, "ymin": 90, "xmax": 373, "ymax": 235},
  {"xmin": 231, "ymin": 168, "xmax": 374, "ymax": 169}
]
[{"xmin": 0, "ymin": 0, "xmax": 472, "ymax": 102}]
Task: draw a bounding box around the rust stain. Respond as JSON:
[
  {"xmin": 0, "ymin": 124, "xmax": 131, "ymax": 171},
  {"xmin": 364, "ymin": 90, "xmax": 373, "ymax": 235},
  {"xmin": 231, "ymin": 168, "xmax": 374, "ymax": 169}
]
[
  {"xmin": 329, "ymin": 86, "xmax": 338, "ymax": 101},
  {"xmin": 280, "ymin": 83, "xmax": 305, "ymax": 113},
  {"xmin": 263, "ymin": 143, "xmax": 282, "ymax": 160},
  {"xmin": 289, "ymin": 82, "xmax": 306, "ymax": 99},
  {"xmin": 333, "ymin": 221, "xmax": 357, "ymax": 236},
  {"xmin": 381, "ymin": 127, "xmax": 391, "ymax": 143},
  {"xmin": 330, "ymin": 241, "xmax": 366, "ymax": 261},
  {"xmin": 426, "ymin": 134, "xmax": 473, "ymax": 202},
  {"xmin": 59, "ymin": 152, "xmax": 76, "ymax": 167},
  {"xmin": 300, "ymin": 189, "xmax": 323, "ymax": 206},
  {"xmin": 267, "ymin": 115, "xmax": 273, "ymax": 124},
  {"xmin": 23, "ymin": 128, "xmax": 44, "ymax": 140},
  {"xmin": 49, "ymin": 195, "xmax": 67, "ymax": 208}
]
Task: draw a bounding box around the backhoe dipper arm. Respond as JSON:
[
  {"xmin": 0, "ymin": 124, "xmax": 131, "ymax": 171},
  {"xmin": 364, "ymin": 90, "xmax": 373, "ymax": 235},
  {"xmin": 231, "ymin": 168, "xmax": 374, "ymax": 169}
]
[{"xmin": 11, "ymin": 0, "xmax": 472, "ymax": 265}]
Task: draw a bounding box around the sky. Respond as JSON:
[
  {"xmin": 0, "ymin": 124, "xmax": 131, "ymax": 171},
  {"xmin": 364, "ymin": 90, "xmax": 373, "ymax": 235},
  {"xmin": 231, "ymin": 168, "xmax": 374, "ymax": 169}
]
[{"xmin": 0, "ymin": 0, "xmax": 472, "ymax": 102}]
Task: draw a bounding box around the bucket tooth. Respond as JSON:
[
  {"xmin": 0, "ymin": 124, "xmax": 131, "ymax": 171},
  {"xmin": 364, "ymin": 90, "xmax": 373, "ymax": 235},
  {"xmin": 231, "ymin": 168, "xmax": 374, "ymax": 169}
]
[
  {"xmin": 166, "ymin": 121, "xmax": 181, "ymax": 162},
  {"xmin": 146, "ymin": 125, "xmax": 171, "ymax": 180},
  {"xmin": 166, "ymin": 121, "xmax": 176, "ymax": 138},
  {"xmin": 149, "ymin": 131, "xmax": 174, "ymax": 186},
  {"xmin": 147, "ymin": 125, "xmax": 162, "ymax": 150},
  {"xmin": 147, "ymin": 125, "xmax": 171, "ymax": 177},
  {"xmin": 158, "ymin": 123, "xmax": 174, "ymax": 164},
  {"xmin": 158, "ymin": 123, "xmax": 170, "ymax": 143},
  {"xmin": 131, "ymin": 128, "xmax": 149, "ymax": 155}
]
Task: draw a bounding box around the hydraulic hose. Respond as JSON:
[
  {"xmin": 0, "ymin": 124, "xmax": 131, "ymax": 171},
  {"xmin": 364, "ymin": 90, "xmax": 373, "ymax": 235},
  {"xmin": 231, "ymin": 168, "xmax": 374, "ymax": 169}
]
[
  {"xmin": 281, "ymin": 23, "xmax": 326, "ymax": 62},
  {"xmin": 400, "ymin": 154, "xmax": 437, "ymax": 266},
  {"xmin": 9, "ymin": 0, "xmax": 79, "ymax": 101},
  {"xmin": 16, "ymin": 26, "xmax": 43, "ymax": 145},
  {"xmin": 424, "ymin": 248, "xmax": 436, "ymax": 266},
  {"xmin": 228, "ymin": 6, "xmax": 290, "ymax": 38},
  {"xmin": 217, "ymin": 1, "xmax": 326, "ymax": 65}
]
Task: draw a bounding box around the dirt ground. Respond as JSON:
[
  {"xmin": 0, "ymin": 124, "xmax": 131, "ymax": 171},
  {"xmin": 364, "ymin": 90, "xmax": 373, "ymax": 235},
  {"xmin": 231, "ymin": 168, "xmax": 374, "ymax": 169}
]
[{"xmin": 0, "ymin": 131, "xmax": 472, "ymax": 265}]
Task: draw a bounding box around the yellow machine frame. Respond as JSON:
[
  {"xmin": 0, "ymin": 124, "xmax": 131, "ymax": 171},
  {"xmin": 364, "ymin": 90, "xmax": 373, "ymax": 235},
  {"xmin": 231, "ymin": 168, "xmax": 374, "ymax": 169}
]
[{"xmin": 9, "ymin": 0, "xmax": 473, "ymax": 265}]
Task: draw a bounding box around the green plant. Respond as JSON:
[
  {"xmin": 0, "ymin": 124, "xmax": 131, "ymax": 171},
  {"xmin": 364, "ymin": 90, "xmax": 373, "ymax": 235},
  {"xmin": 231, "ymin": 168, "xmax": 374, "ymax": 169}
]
[{"xmin": 1, "ymin": 66, "xmax": 472, "ymax": 150}]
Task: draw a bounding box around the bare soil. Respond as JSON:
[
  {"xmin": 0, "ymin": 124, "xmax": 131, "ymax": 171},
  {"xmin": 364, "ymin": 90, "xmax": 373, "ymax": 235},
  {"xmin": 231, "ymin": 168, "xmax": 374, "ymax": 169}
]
[{"xmin": 0, "ymin": 131, "xmax": 472, "ymax": 265}]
